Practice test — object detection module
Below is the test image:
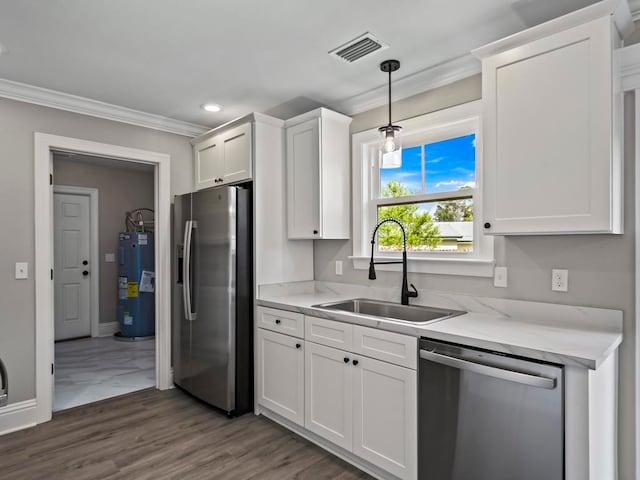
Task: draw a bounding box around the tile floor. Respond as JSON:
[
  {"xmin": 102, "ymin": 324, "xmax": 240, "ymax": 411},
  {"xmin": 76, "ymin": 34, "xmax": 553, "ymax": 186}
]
[{"xmin": 54, "ymin": 335, "xmax": 155, "ymax": 411}]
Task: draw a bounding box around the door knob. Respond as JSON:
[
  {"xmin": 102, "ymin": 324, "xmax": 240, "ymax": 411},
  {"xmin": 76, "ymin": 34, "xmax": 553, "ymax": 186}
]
[
  {"xmin": 82, "ymin": 260, "xmax": 88, "ymax": 265},
  {"xmin": 82, "ymin": 270, "xmax": 89, "ymax": 276},
  {"xmin": 295, "ymin": 343, "xmax": 301, "ymax": 349},
  {"xmin": 343, "ymin": 357, "xmax": 349, "ymax": 363},
  {"xmin": 352, "ymin": 359, "xmax": 359, "ymax": 366},
  {"xmin": 275, "ymin": 319, "xmax": 281, "ymax": 324}
]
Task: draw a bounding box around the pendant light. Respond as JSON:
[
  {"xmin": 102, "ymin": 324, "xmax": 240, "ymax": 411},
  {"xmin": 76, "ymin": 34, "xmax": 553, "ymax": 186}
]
[{"xmin": 379, "ymin": 59, "xmax": 402, "ymax": 169}]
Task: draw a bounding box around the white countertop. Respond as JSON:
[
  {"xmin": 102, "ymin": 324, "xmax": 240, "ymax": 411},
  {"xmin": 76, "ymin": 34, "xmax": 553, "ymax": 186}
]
[{"xmin": 257, "ymin": 281, "xmax": 623, "ymax": 370}]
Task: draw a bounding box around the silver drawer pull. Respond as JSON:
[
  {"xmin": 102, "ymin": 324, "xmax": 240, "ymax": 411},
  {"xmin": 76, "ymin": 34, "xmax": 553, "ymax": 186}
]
[{"xmin": 420, "ymin": 349, "xmax": 556, "ymax": 390}]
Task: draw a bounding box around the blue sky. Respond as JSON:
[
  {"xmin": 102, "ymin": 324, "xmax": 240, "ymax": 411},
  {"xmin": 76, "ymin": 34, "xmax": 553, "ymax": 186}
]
[{"xmin": 381, "ymin": 133, "xmax": 476, "ymax": 196}]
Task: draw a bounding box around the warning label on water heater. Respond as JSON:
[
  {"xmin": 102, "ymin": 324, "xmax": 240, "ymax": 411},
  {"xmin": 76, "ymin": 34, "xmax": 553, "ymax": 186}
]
[{"xmin": 127, "ymin": 282, "xmax": 139, "ymax": 298}]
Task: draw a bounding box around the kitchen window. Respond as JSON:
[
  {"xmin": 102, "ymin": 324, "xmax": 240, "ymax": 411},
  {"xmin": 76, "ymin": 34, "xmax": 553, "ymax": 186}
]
[{"xmin": 351, "ymin": 101, "xmax": 494, "ymax": 277}]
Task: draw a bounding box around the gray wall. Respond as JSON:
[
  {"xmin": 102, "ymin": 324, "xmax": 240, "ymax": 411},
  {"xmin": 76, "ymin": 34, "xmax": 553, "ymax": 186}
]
[
  {"xmin": 314, "ymin": 76, "xmax": 636, "ymax": 477},
  {"xmin": 52, "ymin": 157, "xmax": 155, "ymax": 326},
  {"xmin": 0, "ymin": 97, "xmax": 193, "ymax": 405}
]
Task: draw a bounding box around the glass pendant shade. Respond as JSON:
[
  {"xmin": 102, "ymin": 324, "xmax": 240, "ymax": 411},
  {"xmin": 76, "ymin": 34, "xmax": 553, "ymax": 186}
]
[
  {"xmin": 379, "ymin": 125, "xmax": 402, "ymax": 168},
  {"xmin": 378, "ymin": 59, "xmax": 402, "ymax": 169}
]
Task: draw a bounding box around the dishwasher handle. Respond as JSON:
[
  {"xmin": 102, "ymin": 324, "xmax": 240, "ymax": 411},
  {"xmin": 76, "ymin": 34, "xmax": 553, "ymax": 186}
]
[
  {"xmin": 0, "ymin": 358, "xmax": 7, "ymax": 407},
  {"xmin": 420, "ymin": 349, "xmax": 556, "ymax": 390}
]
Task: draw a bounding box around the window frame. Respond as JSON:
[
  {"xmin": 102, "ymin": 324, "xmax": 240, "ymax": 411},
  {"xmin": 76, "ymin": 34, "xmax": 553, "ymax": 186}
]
[{"xmin": 350, "ymin": 101, "xmax": 495, "ymax": 277}]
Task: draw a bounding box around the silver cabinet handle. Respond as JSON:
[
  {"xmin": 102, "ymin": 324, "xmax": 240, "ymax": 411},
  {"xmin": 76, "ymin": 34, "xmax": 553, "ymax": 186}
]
[
  {"xmin": 182, "ymin": 221, "xmax": 197, "ymax": 321},
  {"xmin": 0, "ymin": 358, "xmax": 7, "ymax": 407},
  {"xmin": 420, "ymin": 349, "xmax": 556, "ymax": 389}
]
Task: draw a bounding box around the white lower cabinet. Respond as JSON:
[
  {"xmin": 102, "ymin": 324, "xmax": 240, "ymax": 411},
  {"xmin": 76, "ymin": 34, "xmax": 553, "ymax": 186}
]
[
  {"xmin": 257, "ymin": 312, "xmax": 417, "ymax": 480},
  {"xmin": 353, "ymin": 356, "xmax": 417, "ymax": 480},
  {"xmin": 305, "ymin": 341, "xmax": 353, "ymax": 450},
  {"xmin": 257, "ymin": 328, "xmax": 304, "ymax": 426}
]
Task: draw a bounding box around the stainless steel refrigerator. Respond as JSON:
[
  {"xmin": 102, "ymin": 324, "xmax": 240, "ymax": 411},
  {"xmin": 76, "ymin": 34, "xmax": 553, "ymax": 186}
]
[{"xmin": 172, "ymin": 184, "xmax": 253, "ymax": 416}]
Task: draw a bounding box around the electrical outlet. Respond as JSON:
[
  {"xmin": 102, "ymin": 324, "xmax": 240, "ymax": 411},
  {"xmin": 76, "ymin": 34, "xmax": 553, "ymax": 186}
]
[
  {"xmin": 551, "ymin": 269, "xmax": 568, "ymax": 292},
  {"xmin": 15, "ymin": 262, "xmax": 28, "ymax": 280},
  {"xmin": 105, "ymin": 253, "xmax": 115, "ymax": 263},
  {"xmin": 335, "ymin": 260, "xmax": 343, "ymax": 276},
  {"xmin": 493, "ymin": 266, "xmax": 507, "ymax": 288}
]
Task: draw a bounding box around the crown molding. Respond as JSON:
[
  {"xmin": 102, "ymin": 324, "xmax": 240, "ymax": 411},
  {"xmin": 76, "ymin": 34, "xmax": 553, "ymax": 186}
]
[
  {"xmin": 0, "ymin": 78, "xmax": 208, "ymax": 137},
  {"xmin": 618, "ymin": 42, "xmax": 640, "ymax": 90},
  {"xmin": 330, "ymin": 54, "xmax": 481, "ymax": 116}
]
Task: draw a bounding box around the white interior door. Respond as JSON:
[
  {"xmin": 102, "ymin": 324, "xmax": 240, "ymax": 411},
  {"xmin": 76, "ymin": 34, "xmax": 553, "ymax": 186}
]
[{"xmin": 54, "ymin": 193, "xmax": 91, "ymax": 341}]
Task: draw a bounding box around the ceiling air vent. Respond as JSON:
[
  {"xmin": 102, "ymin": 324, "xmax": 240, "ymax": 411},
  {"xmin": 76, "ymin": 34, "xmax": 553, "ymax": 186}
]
[{"xmin": 329, "ymin": 33, "xmax": 388, "ymax": 63}]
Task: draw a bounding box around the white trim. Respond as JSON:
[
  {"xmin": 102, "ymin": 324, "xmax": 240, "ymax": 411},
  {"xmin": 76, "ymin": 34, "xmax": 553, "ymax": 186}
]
[
  {"xmin": 53, "ymin": 185, "xmax": 100, "ymax": 338},
  {"xmin": 0, "ymin": 399, "xmax": 37, "ymax": 436},
  {"xmin": 350, "ymin": 256, "xmax": 495, "ymax": 278},
  {"xmin": 1, "ymin": 78, "xmax": 208, "ymax": 137},
  {"xmin": 618, "ymin": 43, "xmax": 640, "ymax": 91},
  {"xmin": 472, "ymin": 0, "xmax": 631, "ymax": 60},
  {"xmin": 34, "ymin": 133, "xmax": 172, "ymax": 425},
  {"xmin": 330, "ymin": 55, "xmax": 480, "ymax": 116},
  {"xmin": 635, "ymin": 88, "xmax": 640, "ymax": 480},
  {"xmin": 98, "ymin": 321, "xmax": 120, "ymax": 337}
]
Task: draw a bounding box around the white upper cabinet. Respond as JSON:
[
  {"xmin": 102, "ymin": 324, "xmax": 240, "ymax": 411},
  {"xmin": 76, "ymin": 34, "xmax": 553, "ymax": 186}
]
[
  {"xmin": 193, "ymin": 122, "xmax": 252, "ymax": 190},
  {"xmin": 286, "ymin": 108, "xmax": 352, "ymax": 239},
  {"xmin": 474, "ymin": 12, "xmax": 623, "ymax": 235}
]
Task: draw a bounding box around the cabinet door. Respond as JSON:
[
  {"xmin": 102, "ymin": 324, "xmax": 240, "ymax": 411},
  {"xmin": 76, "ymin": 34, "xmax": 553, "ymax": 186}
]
[
  {"xmin": 194, "ymin": 135, "xmax": 223, "ymax": 190},
  {"xmin": 221, "ymin": 122, "xmax": 252, "ymax": 184},
  {"xmin": 257, "ymin": 329, "xmax": 304, "ymax": 426},
  {"xmin": 353, "ymin": 356, "xmax": 417, "ymax": 480},
  {"xmin": 304, "ymin": 342, "xmax": 352, "ymax": 450},
  {"xmin": 482, "ymin": 17, "xmax": 619, "ymax": 234},
  {"xmin": 287, "ymin": 118, "xmax": 320, "ymax": 239}
]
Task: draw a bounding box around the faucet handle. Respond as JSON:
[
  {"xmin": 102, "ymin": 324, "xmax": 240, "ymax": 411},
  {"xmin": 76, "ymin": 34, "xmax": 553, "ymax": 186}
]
[{"xmin": 408, "ymin": 283, "xmax": 418, "ymax": 298}]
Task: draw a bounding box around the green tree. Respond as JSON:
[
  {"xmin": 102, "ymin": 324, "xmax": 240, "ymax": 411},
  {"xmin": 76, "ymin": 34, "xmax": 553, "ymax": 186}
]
[
  {"xmin": 434, "ymin": 186, "xmax": 473, "ymax": 222},
  {"xmin": 377, "ymin": 181, "xmax": 441, "ymax": 251}
]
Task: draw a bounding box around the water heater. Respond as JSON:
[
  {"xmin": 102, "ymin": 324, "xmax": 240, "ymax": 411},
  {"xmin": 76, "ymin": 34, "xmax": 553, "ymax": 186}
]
[{"xmin": 117, "ymin": 231, "xmax": 155, "ymax": 339}]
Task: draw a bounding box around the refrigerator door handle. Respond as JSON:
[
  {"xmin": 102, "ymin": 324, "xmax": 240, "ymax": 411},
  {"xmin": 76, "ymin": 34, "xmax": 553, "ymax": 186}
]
[{"xmin": 182, "ymin": 220, "xmax": 197, "ymax": 321}]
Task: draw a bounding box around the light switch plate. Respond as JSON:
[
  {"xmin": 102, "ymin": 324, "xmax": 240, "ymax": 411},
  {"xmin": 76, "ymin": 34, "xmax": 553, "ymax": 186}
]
[
  {"xmin": 15, "ymin": 262, "xmax": 28, "ymax": 279},
  {"xmin": 493, "ymin": 266, "xmax": 507, "ymax": 288},
  {"xmin": 105, "ymin": 253, "xmax": 115, "ymax": 263},
  {"xmin": 335, "ymin": 260, "xmax": 343, "ymax": 276}
]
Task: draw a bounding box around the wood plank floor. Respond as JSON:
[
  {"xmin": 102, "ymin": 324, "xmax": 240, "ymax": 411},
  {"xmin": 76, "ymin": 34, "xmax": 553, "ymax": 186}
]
[{"xmin": 0, "ymin": 389, "xmax": 372, "ymax": 480}]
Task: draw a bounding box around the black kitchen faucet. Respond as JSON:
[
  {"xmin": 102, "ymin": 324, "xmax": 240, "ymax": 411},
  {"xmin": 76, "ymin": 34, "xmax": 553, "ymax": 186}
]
[{"xmin": 368, "ymin": 218, "xmax": 418, "ymax": 305}]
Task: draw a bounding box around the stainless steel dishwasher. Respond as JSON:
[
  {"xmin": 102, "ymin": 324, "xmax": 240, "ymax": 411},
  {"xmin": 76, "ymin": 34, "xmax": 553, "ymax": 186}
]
[{"xmin": 419, "ymin": 338, "xmax": 564, "ymax": 480}]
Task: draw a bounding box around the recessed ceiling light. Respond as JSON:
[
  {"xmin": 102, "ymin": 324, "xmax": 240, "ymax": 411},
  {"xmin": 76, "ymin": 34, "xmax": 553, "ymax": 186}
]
[{"xmin": 202, "ymin": 103, "xmax": 222, "ymax": 113}]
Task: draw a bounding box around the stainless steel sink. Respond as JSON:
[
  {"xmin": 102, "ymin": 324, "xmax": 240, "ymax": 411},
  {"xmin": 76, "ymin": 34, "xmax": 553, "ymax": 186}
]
[{"xmin": 312, "ymin": 298, "xmax": 465, "ymax": 324}]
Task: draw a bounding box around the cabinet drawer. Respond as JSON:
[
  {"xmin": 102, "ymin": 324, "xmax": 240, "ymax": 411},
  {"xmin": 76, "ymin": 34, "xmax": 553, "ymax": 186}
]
[
  {"xmin": 257, "ymin": 306, "xmax": 304, "ymax": 338},
  {"xmin": 305, "ymin": 316, "xmax": 353, "ymax": 350},
  {"xmin": 352, "ymin": 326, "xmax": 417, "ymax": 369}
]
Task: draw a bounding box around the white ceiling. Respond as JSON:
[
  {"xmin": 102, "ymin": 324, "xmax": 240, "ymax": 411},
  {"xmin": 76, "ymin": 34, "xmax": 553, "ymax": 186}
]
[{"xmin": 0, "ymin": 0, "xmax": 606, "ymax": 129}]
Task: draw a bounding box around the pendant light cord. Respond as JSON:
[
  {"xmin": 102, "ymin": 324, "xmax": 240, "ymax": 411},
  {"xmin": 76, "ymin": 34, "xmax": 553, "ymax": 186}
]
[{"xmin": 387, "ymin": 68, "xmax": 392, "ymax": 127}]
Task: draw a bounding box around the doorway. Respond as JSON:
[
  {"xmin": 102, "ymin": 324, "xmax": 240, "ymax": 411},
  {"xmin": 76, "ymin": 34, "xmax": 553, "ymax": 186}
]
[
  {"xmin": 51, "ymin": 154, "xmax": 158, "ymax": 411},
  {"xmin": 34, "ymin": 133, "xmax": 172, "ymax": 424}
]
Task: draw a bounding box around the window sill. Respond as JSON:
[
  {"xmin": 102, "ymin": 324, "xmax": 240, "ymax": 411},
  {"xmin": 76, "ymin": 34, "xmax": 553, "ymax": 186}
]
[{"xmin": 349, "ymin": 255, "xmax": 495, "ymax": 278}]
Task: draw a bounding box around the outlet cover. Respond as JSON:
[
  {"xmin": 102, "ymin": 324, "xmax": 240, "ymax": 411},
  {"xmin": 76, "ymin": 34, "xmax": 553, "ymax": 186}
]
[
  {"xmin": 105, "ymin": 253, "xmax": 115, "ymax": 263},
  {"xmin": 551, "ymin": 269, "xmax": 568, "ymax": 292},
  {"xmin": 15, "ymin": 262, "xmax": 28, "ymax": 279},
  {"xmin": 493, "ymin": 266, "xmax": 507, "ymax": 288}
]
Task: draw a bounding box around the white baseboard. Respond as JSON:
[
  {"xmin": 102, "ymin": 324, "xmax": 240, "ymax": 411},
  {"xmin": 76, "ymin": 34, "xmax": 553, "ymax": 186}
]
[
  {"xmin": 97, "ymin": 321, "xmax": 119, "ymax": 337},
  {"xmin": 0, "ymin": 399, "xmax": 37, "ymax": 436}
]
